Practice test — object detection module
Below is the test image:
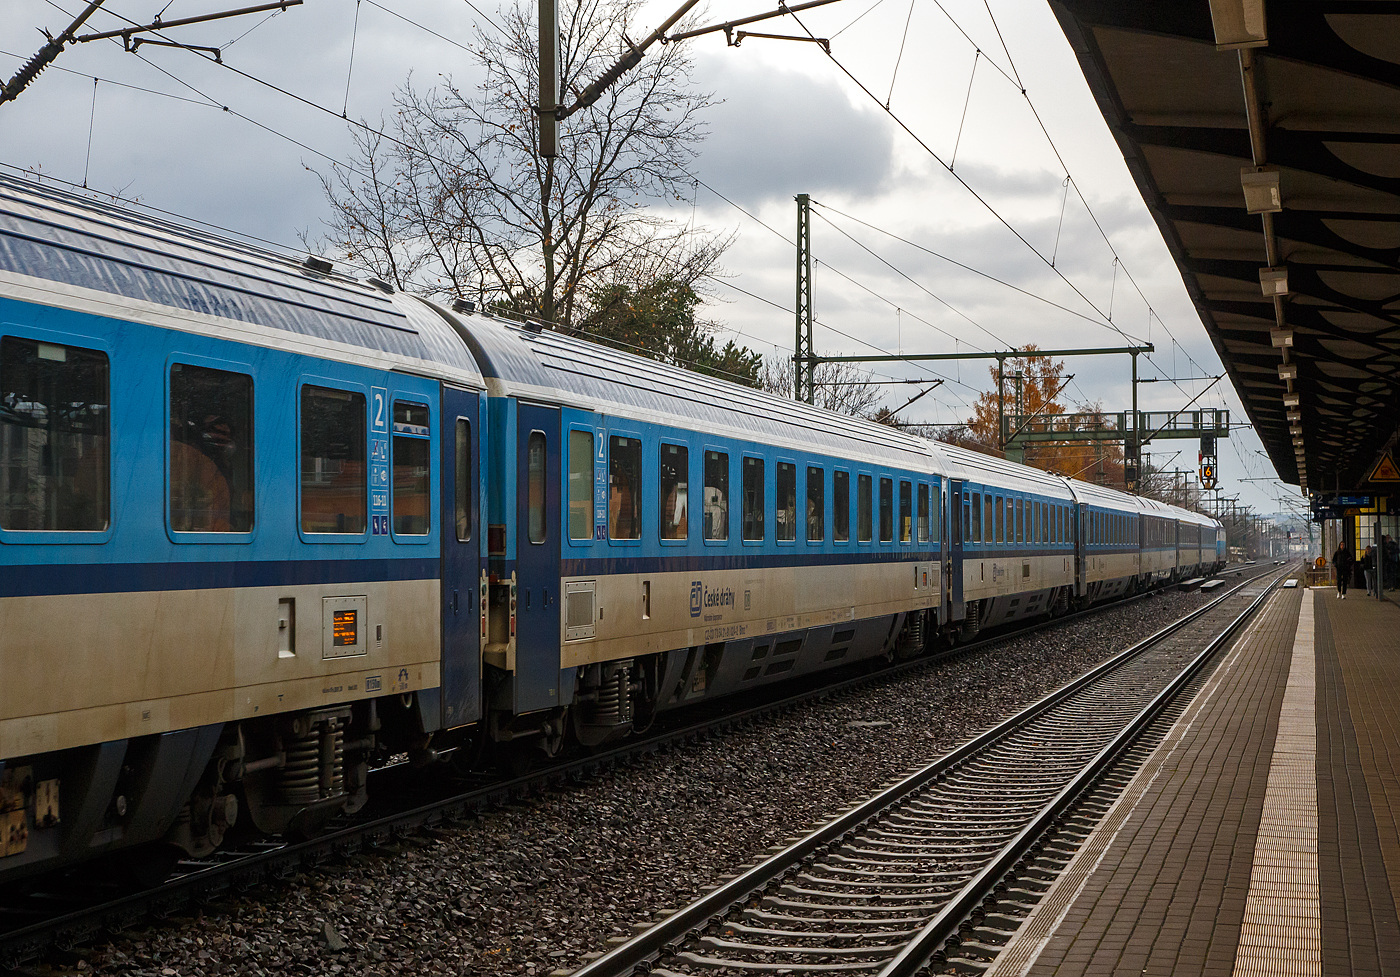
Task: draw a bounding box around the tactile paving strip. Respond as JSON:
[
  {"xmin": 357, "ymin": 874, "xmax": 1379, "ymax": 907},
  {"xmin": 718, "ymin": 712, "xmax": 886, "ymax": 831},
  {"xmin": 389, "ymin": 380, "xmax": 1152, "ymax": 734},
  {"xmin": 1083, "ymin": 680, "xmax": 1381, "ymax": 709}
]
[{"xmin": 1231, "ymin": 594, "xmax": 1318, "ymax": 977}]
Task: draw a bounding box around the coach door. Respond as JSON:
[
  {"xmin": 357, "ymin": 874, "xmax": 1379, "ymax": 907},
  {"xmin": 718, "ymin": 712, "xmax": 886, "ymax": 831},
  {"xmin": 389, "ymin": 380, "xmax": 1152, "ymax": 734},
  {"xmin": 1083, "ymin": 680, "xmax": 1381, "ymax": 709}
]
[
  {"xmin": 440, "ymin": 386, "xmax": 482, "ymax": 728},
  {"xmin": 515, "ymin": 403, "xmax": 562, "ymax": 713},
  {"xmin": 1074, "ymin": 502, "xmax": 1088, "ymax": 596},
  {"xmin": 947, "ymin": 479, "xmax": 964, "ymax": 621}
]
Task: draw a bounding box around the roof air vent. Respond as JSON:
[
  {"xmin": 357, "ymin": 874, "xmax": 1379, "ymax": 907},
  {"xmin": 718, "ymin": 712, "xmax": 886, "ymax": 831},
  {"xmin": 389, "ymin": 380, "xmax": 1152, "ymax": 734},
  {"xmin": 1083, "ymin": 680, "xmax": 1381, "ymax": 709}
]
[
  {"xmin": 301, "ymin": 254, "xmax": 334, "ymax": 275},
  {"xmin": 366, "ymin": 277, "xmax": 394, "ymax": 294},
  {"xmin": 452, "ymin": 297, "xmax": 476, "ymax": 315}
]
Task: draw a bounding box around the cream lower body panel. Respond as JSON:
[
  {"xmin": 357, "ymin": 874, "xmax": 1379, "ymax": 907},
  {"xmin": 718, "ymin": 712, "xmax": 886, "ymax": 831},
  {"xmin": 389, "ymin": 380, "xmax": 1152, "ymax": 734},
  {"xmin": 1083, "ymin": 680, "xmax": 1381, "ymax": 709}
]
[
  {"xmin": 963, "ymin": 553, "xmax": 1074, "ymax": 603},
  {"xmin": 558, "ymin": 561, "xmax": 939, "ymax": 670},
  {"xmin": 0, "ymin": 578, "xmax": 440, "ymax": 759},
  {"xmin": 1084, "ymin": 551, "xmax": 1140, "ymax": 584}
]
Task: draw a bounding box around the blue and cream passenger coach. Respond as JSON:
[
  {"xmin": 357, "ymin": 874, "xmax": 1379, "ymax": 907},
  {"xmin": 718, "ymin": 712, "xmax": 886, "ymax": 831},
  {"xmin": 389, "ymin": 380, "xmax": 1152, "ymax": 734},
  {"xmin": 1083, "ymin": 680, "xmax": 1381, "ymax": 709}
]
[
  {"xmin": 0, "ymin": 175, "xmax": 487, "ymax": 874},
  {"xmin": 440, "ymin": 315, "xmax": 946, "ymax": 747}
]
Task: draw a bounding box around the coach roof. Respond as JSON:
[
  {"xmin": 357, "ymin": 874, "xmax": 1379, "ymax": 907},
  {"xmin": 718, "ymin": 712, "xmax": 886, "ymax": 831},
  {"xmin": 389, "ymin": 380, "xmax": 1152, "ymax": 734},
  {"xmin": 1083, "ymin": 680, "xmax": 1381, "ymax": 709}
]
[
  {"xmin": 0, "ymin": 174, "xmax": 481, "ymax": 383},
  {"xmin": 443, "ymin": 308, "xmax": 936, "ymax": 466}
]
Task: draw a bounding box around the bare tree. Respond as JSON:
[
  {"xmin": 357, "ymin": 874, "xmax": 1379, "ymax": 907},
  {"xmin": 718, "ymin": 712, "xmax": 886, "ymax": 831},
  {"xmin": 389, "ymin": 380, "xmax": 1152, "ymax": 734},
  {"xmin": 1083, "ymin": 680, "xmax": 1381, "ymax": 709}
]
[
  {"xmin": 760, "ymin": 357, "xmax": 883, "ymax": 418},
  {"xmin": 314, "ymin": 0, "xmax": 721, "ymax": 329}
]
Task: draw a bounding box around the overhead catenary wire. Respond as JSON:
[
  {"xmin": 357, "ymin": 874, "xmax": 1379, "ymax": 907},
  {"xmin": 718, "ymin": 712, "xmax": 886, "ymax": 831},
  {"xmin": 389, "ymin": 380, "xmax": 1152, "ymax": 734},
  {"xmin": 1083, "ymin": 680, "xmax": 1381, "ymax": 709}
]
[
  {"xmin": 809, "ymin": 207, "xmax": 1008, "ymax": 349},
  {"xmin": 81, "ymin": 75, "xmax": 97, "ymax": 187},
  {"xmin": 782, "ymin": 7, "xmax": 1143, "ymax": 348},
  {"xmin": 884, "ymin": 0, "xmax": 917, "ymax": 109},
  {"xmin": 342, "ymin": 0, "xmax": 361, "ymax": 117},
  {"xmin": 962, "ymin": 0, "xmax": 1216, "ymax": 386}
]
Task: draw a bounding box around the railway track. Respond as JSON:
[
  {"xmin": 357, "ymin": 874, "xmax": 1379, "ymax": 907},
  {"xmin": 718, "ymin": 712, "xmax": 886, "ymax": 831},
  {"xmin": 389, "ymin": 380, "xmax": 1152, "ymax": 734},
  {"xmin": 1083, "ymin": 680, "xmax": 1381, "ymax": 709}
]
[
  {"xmin": 569, "ymin": 563, "xmax": 1291, "ymax": 977},
  {"xmin": 0, "ymin": 566, "xmax": 1273, "ymax": 967}
]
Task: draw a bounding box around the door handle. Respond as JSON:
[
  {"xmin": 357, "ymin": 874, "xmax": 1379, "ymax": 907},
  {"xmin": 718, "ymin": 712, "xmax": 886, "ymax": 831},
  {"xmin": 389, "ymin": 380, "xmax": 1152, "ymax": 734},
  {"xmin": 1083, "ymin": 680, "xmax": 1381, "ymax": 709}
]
[
  {"xmin": 525, "ymin": 589, "xmax": 531, "ymax": 610},
  {"xmin": 544, "ymin": 587, "xmax": 550, "ymax": 607},
  {"xmin": 452, "ymin": 589, "xmax": 459, "ymax": 614}
]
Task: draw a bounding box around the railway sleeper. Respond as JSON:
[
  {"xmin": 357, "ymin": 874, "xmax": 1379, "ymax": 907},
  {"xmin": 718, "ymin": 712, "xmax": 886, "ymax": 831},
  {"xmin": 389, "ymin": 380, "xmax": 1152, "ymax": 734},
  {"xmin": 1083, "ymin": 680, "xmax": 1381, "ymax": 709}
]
[
  {"xmin": 723, "ymin": 921, "xmax": 922, "ymax": 941},
  {"xmin": 697, "ymin": 936, "xmax": 905, "ymax": 958},
  {"xmin": 675, "ymin": 950, "xmax": 881, "ymax": 972}
]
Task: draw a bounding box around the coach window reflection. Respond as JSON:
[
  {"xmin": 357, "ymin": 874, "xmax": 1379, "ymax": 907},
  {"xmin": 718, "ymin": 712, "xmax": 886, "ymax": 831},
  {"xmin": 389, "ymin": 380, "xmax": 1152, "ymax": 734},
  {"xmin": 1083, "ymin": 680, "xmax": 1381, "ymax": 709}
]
[
  {"xmin": 742, "ymin": 456, "xmax": 764, "ymax": 541},
  {"xmin": 775, "ymin": 462, "xmax": 796, "ymax": 542},
  {"xmin": 0, "ymin": 337, "xmax": 110, "ymax": 531},
  {"xmin": 301, "ymin": 385, "xmax": 366, "ymax": 534},
  {"xmin": 703, "ymin": 450, "xmax": 729, "ymax": 541},
  {"xmin": 609, "ymin": 435, "xmax": 641, "ymax": 540},
  {"xmin": 660, "ymin": 443, "xmax": 688, "ymax": 540},
  {"xmin": 170, "ymin": 363, "xmax": 253, "ymax": 533}
]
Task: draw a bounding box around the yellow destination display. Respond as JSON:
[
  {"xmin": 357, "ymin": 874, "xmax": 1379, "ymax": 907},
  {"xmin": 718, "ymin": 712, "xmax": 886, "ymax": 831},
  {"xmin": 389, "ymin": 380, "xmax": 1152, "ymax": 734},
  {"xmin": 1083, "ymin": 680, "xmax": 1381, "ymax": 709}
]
[{"xmin": 332, "ymin": 610, "xmax": 358, "ymax": 647}]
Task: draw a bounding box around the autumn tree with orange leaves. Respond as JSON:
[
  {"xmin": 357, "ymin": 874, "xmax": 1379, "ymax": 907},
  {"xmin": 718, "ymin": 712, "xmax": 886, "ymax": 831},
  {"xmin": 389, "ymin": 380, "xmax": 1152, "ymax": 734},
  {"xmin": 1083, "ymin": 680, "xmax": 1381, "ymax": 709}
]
[{"xmin": 939, "ymin": 346, "xmax": 1126, "ymax": 487}]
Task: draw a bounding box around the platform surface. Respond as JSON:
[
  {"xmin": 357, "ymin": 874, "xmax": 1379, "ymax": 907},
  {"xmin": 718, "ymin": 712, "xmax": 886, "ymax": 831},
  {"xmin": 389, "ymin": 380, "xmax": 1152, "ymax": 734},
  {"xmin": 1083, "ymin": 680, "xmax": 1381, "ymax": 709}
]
[{"xmin": 987, "ymin": 584, "xmax": 1400, "ymax": 977}]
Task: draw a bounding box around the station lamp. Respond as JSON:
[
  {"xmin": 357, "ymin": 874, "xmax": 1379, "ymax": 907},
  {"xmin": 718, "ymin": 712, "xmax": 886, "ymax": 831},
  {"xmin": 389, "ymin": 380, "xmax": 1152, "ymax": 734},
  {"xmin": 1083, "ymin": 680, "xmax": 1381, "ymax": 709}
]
[
  {"xmin": 1261, "ymin": 268, "xmax": 1289, "ymax": 298},
  {"xmin": 1241, "ymin": 167, "xmax": 1282, "ymax": 214},
  {"xmin": 1278, "ymin": 363, "xmax": 1298, "ymax": 380},
  {"xmin": 1210, "ymin": 0, "xmax": 1266, "ymax": 47}
]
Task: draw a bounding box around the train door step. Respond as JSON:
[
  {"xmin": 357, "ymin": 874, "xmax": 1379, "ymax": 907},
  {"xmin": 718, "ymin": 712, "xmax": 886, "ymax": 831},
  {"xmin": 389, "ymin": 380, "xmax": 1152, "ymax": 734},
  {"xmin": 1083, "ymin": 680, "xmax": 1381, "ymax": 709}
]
[{"xmin": 1178, "ymin": 577, "xmax": 1207, "ymax": 591}]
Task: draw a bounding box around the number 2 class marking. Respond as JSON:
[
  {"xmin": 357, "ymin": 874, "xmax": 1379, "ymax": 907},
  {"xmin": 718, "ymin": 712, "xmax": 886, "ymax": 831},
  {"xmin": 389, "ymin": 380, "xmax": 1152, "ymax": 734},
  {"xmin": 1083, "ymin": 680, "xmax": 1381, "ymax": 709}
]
[{"xmin": 371, "ymin": 386, "xmax": 388, "ymax": 433}]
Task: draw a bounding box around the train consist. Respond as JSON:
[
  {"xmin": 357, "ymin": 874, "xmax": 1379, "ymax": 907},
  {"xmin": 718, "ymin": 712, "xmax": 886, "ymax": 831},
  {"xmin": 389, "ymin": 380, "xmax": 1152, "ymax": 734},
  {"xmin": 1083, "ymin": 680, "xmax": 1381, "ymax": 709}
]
[{"xmin": 0, "ymin": 175, "xmax": 1224, "ymax": 882}]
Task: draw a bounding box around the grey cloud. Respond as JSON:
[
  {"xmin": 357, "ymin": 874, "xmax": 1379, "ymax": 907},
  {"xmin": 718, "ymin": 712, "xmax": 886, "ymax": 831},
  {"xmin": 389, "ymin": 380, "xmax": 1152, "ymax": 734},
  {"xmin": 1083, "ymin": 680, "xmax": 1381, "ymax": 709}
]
[{"xmin": 692, "ymin": 52, "xmax": 896, "ymax": 207}]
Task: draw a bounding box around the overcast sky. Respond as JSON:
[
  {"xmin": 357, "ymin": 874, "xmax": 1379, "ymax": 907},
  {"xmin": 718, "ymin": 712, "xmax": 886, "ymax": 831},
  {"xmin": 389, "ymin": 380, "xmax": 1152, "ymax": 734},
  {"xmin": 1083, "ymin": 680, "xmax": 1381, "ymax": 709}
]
[{"xmin": 0, "ymin": 0, "xmax": 1299, "ymax": 514}]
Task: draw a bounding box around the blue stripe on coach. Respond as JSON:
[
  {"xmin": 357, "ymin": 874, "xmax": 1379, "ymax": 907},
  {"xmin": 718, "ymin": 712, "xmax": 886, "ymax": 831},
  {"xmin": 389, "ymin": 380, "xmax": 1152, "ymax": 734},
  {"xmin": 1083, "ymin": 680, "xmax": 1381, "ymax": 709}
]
[{"xmin": 0, "ymin": 557, "xmax": 440, "ymax": 598}]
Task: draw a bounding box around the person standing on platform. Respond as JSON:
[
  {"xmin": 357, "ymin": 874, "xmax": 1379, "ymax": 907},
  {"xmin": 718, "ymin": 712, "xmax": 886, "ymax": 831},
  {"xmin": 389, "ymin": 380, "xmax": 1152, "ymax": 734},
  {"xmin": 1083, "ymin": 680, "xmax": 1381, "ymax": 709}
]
[
  {"xmin": 1333, "ymin": 542, "xmax": 1353, "ymax": 598},
  {"xmin": 1383, "ymin": 534, "xmax": 1397, "ymax": 593},
  {"xmin": 1362, "ymin": 544, "xmax": 1377, "ymax": 596}
]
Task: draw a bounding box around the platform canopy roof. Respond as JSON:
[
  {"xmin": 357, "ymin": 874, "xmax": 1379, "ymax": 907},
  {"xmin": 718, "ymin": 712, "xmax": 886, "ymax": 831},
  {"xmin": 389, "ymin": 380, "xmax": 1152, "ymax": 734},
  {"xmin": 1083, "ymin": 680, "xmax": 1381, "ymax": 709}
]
[{"xmin": 1051, "ymin": 0, "xmax": 1400, "ymax": 495}]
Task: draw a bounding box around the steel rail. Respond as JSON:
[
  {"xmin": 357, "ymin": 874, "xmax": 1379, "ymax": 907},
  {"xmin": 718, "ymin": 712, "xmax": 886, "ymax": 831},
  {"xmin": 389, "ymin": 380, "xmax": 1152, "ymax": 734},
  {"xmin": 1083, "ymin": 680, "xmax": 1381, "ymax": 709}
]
[
  {"xmin": 0, "ymin": 565, "xmax": 1270, "ymax": 965},
  {"xmin": 566, "ymin": 563, "xmax": 1288, "ymax": 977},
  {"xmin": 879, "ymin": 565, "xmax": 1289, "ymax": 976}
]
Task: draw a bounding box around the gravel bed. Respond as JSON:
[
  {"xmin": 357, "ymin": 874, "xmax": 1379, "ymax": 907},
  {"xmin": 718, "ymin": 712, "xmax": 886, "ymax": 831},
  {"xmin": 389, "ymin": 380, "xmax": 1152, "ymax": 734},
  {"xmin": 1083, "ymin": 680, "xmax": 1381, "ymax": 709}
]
[{"xmin": 28, "ymin": 588, "xmax": 1224, "ymax": 977}]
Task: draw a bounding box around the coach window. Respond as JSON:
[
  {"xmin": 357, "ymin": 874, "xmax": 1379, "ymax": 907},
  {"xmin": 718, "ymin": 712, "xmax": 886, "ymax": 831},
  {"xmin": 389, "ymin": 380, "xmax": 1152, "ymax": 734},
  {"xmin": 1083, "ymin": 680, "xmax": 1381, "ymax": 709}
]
[
  {"xmin": 609, "ymin": 435, "xmax": 641, "ymax": 540},
  {"xmin": 775, "ymin": 462, "xmax": 796, "ymax": 542},
  {"xmin": 301, "ymin": 385, "xmax": 366, "ymax": 534},
  {"xmin": 879, "ymin": 477, "xmax": 894, "ymax": 543},
  {"xmin": 660, "ymin": 443, "xmax": 688, "ymax": 540},
  {"xmin": 704, "ymin": 450, "xmax": 729, "ymax": 541},
  {"xmin": 917, "ymin": 484, "xmax": 929, "ymax": 543},
  {"xmin": 568, "ymin": 429, "xmax": 593, "ymax": 540},
  {"xmin": 807, "ymin": 466, "xmax": 825, "ymax": 541},
  {"xmin": 857, "ymin": 474, "xmax": 873, "ymax": 543},
  {"xmin": 742, "ymin": 456, "xmax": 764, "ymax": 541},
  {"xmin": 833, "ymin": 469, "xmax": 850, "ymax": 542},
  {"xmin": 932, "ymin": 485, "xmax": 941, "ymax": 543},
  {"xmin": 392, "ymin": 401, "xmax": 431, "ymax": 535},
  {"xmin": 971, "ymin": 491, "xmax": 981, "ymax": 542},
  {"xmin": 0, "ymin": 337, "xmax": 110, "ymax": 532},
  {"xmin": 527, "ymin": 432, "xmax": 547, "ymax": 543},
  {"xmin": 994, "ymin": 495, "xmax": 1004, "ymax": 544},
  {"xmin": 1005, "ymin": 497, "xmax": 1014, "ymax": 544},
  {"xmin": 455, "ymin": 420, "xmax": 472, "ymax": 541},
  {"xmin": 1015, "ymin": 498, "xmax": 1023, "ymax": 543},
  {"xmin": 898, "ymin": 480, "xmax": 912, "ymax": 543},
  {"xmin": 169, "ymin": 363, "xmax": 253, "ymax": 533}
]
